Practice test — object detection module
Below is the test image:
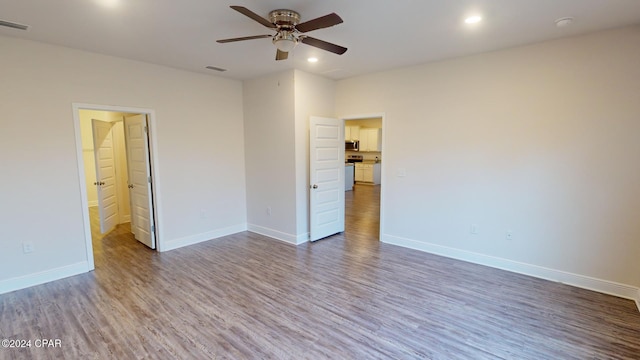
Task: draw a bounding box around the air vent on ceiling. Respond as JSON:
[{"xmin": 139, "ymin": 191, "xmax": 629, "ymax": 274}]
[
  {"xmin": 0, "ymin": 20, "xmax": 30, "ymax": 31},
  {"xmin": 205, "ymin": 66, "xmax": 227, "ymax": 72}
]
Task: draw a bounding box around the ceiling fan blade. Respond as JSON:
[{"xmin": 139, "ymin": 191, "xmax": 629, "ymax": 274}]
[
  {"xmin": 276, "ymin": 49, "xmax": 289, "ymax": 61},
  {"xmin": 296, "ymin": 13, "xmax": 343, "ymax": 33},
  {"xmin": 217, "ymin": 34, "xmax": 272, "ymax": 43},
  {"xmin": 230, "ymin": 6, "xmax": 276, "ymax": 28},
  {"xmin": 300, "ymin": 36, "xmax": 347, "ymax": 55}
]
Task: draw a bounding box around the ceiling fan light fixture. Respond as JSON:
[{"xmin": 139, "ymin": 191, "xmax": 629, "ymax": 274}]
[{"xmin": 273, "ymin": 32, "xmax": 298, "ymax": 52}]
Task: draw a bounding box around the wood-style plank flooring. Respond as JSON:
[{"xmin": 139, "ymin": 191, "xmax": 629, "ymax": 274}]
[{"xmin": 2, "ymin": 184, "xmax": 640, "ymax": 359}]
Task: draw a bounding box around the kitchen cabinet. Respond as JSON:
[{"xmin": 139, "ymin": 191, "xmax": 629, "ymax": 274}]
[
  {"xmin": 355, "ymin": 163, "xmax": 381, "ymax": 185},
  {"xmin": 354, "ymin": 163, "xmax": 364, "ymax": 182},
  {"xmin": 345, "ymin": 125, "xmax": 360, "ymax": 141},
  {"xmin": 363, "ymin": 165, "xmax": 373, "ymax": 183},
  {"xmin": 358, "ymin": 128, "xmax": 382, "ymax": 152}
]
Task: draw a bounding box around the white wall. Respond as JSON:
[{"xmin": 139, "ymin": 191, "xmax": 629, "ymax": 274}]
[
  {"xmin": 0, "ymin": 35, "xmax": 247, "ymax": 291},
  {"xmin": 293, "ymin": 70, "xmax": 336, "ymax": 239},
  {"xmin": 345, "ymin": 118, "xmax": 382, "ymax": 129},
  {"xmin": 336, "ymin": 26, "xmax": 640, "ymax": 296},
  {"xmin": 243, "ymin": 70, "xmax": 336, "ymax": 244},
  {"xmin": 243, "ymin": 71, "xmax": 298, "ymax": 242}
]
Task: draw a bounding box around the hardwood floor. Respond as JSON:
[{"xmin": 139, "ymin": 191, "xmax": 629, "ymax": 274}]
[
  {"xmin": 1, "ymin": 190, "xmax": 640, "ymax": 359},
  {"xmin": 345, "ymin": 184, "xmax": 380, "ymax": 239}
]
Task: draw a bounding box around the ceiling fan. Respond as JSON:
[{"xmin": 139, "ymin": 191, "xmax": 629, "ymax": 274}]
[{"xmin": 217, "ymin": 6, "xmax": 347, "ymax": 61}]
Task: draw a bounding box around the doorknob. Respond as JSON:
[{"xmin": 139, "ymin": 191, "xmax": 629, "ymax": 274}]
[
  {"xmin": 312, "ymin": 184, "xmax": 318, "ymax": 189},
  {"xmin": 128, "ymin": 184, "xmax": 134, "ymax": 189},
  {"xmin": 99, "ymin": 181, "xmax": 105, "ymax": 185},
  {"xmin": 93, "ymin": 181, "xmax": 98, "ymax": 186}
]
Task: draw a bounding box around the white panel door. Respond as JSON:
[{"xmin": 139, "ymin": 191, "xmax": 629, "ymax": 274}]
[
  {"xmin": 92, "ymin": 119, "xmax": 119, "ymax": 234},
  {"xmin": 124, "ymin": 115, "xmax": 156, "ymax": 249},
  {"xmin": 310, "ymin": 116, "xmax": 345, "ymax": 241}
]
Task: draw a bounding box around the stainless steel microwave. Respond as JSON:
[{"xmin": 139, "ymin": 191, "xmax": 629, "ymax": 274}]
[{"xmin": 345, "ymin": 140, "xmax": 359, "ymax": 151}]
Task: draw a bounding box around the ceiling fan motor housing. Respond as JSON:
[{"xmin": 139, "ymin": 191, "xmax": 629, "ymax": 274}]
[
  {"xmin": 269, "ymin": 9, "xmax": 301, "ymax": 30},
  {"xmin": 218, "ymin": 6, "xmax": 347, "ymax": 59}
]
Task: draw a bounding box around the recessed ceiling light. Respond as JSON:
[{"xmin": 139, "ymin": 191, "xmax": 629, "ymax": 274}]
[
  {"xmin": 95, "ymin": 0, "xmax": 120, "ymax": 8},
  {"xmin": 465, "ymin": 15, "xmax": 482, "ymax": 24},
  {"xmin": 555, "ymin": 17, "xmax": 574, "ymax": 27},
  {"xmin": 308, "ymin": 57, "xmax": 318, "ymax": 63}
]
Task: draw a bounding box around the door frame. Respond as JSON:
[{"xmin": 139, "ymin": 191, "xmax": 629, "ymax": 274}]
[
  {"xmin": 72, "ymin": 103, "xmax": 163, "ymax": 271},
  {"xmin": 340, "ymin": 112, "xmax": 386, "ymax": 241}
]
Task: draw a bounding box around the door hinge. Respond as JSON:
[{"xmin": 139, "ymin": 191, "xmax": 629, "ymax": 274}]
[
  {"xmin": 144, "ymin": 126, "xmax": 148, "ymax": 133},
  {"xmin": 151, "ymin": 225, "xmax": 155, "ymax": 233},
  {"xmin": 148, "ymin": 176, "xmax": 152, "ymax": 183}
]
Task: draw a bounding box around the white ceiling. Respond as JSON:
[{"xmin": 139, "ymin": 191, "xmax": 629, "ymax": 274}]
[{"xmin": 2, "ymin": 0, "xmax": 640, "ymax": 80}]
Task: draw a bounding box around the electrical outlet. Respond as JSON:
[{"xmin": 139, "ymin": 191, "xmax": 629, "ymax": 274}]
[
  {"xmin": 470, "ymin": 224, "xmax": 478, "ymax": 234},
  {"xmin": 267, "ymin": 206, "xmax": 272, "ymax": 216},
  {"xmin": 23, "ymin": 241, "xmax": 34, "ymax": 254},
  {"xmin": 506, "ymin": 231, "xmax": 513, "ymax": 241}
]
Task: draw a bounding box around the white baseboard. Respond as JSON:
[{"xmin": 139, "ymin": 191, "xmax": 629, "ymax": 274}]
[
  {"xmin": 383, "ymin": 234, "xmax": 640, "ymax": 304},
  {"xmin": 296, "ymin": 232, "xmax": 310, "ymax": 244},
  {"xmin": 0, "ymin": 261, "xmax": 90, "ymax": 295},
  {"xmin": 161, "ymin": 223, "xmax": 248, "ymax": 252},
  {"xmin": 247, "ymin": 224, "xmax": 307, "ymax": 245}
]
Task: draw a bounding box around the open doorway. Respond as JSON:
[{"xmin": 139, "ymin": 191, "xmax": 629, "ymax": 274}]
[
  {"xmin": 73, "ymin": 104, "xmax": 160, "ymax": 271},
  {"xmin": 343, "ymin": 114, "xmax": 384, "ymax": 240}
]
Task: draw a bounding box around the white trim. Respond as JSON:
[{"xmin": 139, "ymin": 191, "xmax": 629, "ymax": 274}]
[
  {"xmin": 340, "ymin": 112, "xmax": 386, "ymax": 242},
  {"xmin": 72, "ymin": 106, "xmax": 95, "ymax": 271},
  {"xmin": 161, "ymin": 223, "xmax": 248, "ymax": 252},
  {"xmin": 247, "ymin": 224, "xmax": 306, "ymax": 245},
  {"xmin": 383, "ymin": 234, "xmax": 640, "ymax": 302},
  {"xmin": 72, "ymin": 103, "xmax": 162, "ymax": 266},
  {"xmin": 341, "ymin": 113, "xmax": 387, "ymax": 121},
  {"xmin": 296, "ymin": 232, "xmax": 310, "ymax": 244},
  {"xmin": 0, "ymin": 262, "xmax": 89, "ymax": 295}
]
